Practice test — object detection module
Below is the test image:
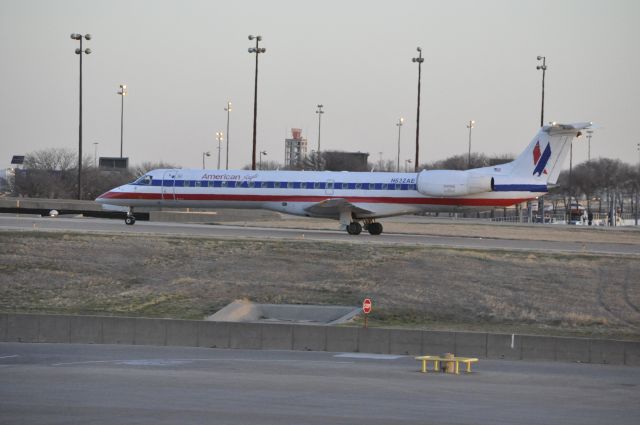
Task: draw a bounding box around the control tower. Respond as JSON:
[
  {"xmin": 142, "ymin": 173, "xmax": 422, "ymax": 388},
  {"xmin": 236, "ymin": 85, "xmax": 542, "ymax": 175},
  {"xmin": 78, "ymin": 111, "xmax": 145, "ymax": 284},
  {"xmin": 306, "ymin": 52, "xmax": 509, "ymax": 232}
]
[{"xmin": 284, "ymin": 128, "xmax": 308, "ymax": 168}]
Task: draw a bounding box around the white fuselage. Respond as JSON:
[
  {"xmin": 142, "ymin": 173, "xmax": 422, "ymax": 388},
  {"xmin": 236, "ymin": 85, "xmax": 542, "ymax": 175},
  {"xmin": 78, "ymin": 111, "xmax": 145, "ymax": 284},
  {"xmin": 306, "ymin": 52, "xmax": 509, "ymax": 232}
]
[{"xmin": 96, "ymin": 168, "xmax": 542, "ymax": 219}]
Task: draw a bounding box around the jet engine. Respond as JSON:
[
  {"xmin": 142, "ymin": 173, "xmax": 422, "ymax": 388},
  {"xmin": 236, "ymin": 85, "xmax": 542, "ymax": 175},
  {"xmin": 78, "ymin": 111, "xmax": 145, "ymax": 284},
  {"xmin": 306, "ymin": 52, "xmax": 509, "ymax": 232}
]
[{"xmin": 416, "ymin": 170, "xmax": 494, "ymax": 197}]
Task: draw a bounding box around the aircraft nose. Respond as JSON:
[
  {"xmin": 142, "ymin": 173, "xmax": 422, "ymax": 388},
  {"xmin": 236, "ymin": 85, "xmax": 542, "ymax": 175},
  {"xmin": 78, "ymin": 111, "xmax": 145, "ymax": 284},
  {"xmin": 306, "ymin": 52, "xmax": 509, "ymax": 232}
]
[
  {"xmin": 95, "ymin": 186, "xmax": 123, "ymax": 203},
  {"xmin": 95, "ymin": 191, "xmax": 111, "ymax": 203}
]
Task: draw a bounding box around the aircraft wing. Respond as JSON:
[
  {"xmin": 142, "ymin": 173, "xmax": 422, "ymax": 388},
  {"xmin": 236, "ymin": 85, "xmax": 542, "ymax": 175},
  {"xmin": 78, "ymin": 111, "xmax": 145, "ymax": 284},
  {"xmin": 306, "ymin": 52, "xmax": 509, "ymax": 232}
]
[{"xmin": 304, "ymin": 198, "xmax": 374, "ymax": 217}]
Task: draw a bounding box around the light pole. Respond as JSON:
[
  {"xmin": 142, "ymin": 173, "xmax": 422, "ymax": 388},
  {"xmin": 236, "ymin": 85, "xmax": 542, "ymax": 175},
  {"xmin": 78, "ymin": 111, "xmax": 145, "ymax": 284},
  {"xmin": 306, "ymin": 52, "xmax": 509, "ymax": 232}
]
[
  {"xmin": 536, "ymin": 56, "xmax": 547, "ymax": 127},
  {"xmin": 117, "ymin": 84, "xmax": 127, "ymax": 157},
  {"xmin": 536, "ymin": 56, "xmax": 548, "ymax": 223},
  {"xmin": 636, "ymin": 143, "xmax": 640, "ymax": 225},
  {"xmin": 259, "ymin": 150, "xmax": 267, "ymax": 170},
  {"xmin": 224, "ymin": 101, "xmax": 231, "ymax": 169},
  {"xmin": 216, "ymin": 132, "xmax": 224, "ymax": 169},
  {"xmin": 568, "ymin": 141, "xmax": 573, "ymax": 224},
  {"xmin": 405, "ymin": 159, "xmax": 412, "ymax": 173},
  {"xmin": 316, "ymin": 104, "xmax": 324, "ymax": 153},
  {"xmin": 70, "ymin": 32, "xmax": 91, "ymax": 200},
  {"xmin": 202, "ymin": 151, "xmax": 210, "ymax": 169},
  {"xmin": 93, "ymin": 142, "xmax": 98, "ymax": 167},
  {"xmin": 248, "ymin": 35, "xmax": 266, "ymax": 171},
  {"xmin": 467, "ymin": 120, "xmax": 475, "ymax": 169},
  {"xmin": 396, "ymin": 117, "xmax": 404, "ymax": 172},
  {"xmin": 412, "ymin": 47, "xmax": 424, "ymax": 172},
  {"xmin": 586, "ymin": 130, "xmax": 594, "ymax": 161}
]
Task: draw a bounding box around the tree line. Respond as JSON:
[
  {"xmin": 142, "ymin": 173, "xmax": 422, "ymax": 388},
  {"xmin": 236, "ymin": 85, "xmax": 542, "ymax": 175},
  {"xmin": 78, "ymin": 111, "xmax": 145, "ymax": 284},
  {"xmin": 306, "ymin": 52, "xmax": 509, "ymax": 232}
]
[{"xmin": 10, "ymin": 148, "xmax": 177, "ymax": 200}]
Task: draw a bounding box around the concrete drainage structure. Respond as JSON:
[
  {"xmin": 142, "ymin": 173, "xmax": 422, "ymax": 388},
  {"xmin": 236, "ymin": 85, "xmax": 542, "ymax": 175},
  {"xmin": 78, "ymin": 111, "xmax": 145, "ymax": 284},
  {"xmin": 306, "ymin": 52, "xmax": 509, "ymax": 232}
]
[{"xmin": 207, "ymin": 300, "xmax": 360, "ymax": 325}]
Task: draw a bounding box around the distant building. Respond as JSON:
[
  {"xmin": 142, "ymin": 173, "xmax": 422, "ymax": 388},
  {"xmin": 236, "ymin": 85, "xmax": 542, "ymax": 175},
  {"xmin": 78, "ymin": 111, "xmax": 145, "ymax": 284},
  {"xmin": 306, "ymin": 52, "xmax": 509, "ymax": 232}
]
[
  {"xmin": 284, "ymin": 128, "xmax": 308, "ymax": 168},
  {"xmin": 99, "ymin": 157, "xmax": 129, "ymax": 170},
  {"xmin": 322, "ymin": 151, "xmax": 370, "ymax": 172}
]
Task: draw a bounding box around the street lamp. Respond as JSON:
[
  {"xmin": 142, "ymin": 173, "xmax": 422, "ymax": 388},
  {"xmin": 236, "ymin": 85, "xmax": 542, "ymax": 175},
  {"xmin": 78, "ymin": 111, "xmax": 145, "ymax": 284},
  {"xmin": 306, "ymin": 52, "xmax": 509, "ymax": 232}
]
[
  {"xmin": 224, "ymin": 101, "xmax": 231, "ymax": 170},
  {"xmin": 117, "ymin": 84, "xmax": 127, "ymax": 157},
  {"xmin": 202, "ymin": 151, "xmax": 210, "ymax": 169},
  {"xmin": 536, "ymin": 56, "xmax": 548, "ymax": 223},
  {"xmin": 412, "ymin": 47, "xmax": 425, "ymax": 172},
  {"xmin": 216, "ymin": 132, "xmax": 224, "ymax": 169},
  {"xmin": 396, "ymin": 118, "xmax": 404, "ymax": 172},
  {"xmin": 586, "ymin": 130, "xmax": 594, "ymax": 161},
  {"xmin": 248, "ymin": 35, "xmax": 266, "ymax": 170},
  {"xmin": 70, "ymin": 32, "xmax": 92, "ymax": 200},
  {"xmin": 93, "ymin": 142, "xmax": 98, "ymax": 167},
  {"xmin": 568, "ymin": 139, "xmax": 574, "ymax": 224},
  {"xmin": 259, "ymin": 150, "xmax": 267, "ymax": 170},
  {"xmin": 405, "ymin": 159, "xmax": 412, "ymax": 173},
  {"xmin": 636, "ymin": 143, "xmax": 640, "ymax": 226},
  {"xmin": 467, "ymin": 120, "xmax": 475, "ymax": 169},
  {"xmin": 536, "ymin": 56, "xmax": 547, "ymax": 127},
  {"xmin": 316, "ymin": 104, "xmax": 324, "ymax": 153}
]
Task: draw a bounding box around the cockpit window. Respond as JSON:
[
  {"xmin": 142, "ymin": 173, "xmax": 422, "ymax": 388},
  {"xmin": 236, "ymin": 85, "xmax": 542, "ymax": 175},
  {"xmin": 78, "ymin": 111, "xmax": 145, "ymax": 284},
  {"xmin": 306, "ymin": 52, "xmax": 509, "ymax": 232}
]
[{"xmin": 133, "ymin": 175, "xmax": 153, "ymax": 185}]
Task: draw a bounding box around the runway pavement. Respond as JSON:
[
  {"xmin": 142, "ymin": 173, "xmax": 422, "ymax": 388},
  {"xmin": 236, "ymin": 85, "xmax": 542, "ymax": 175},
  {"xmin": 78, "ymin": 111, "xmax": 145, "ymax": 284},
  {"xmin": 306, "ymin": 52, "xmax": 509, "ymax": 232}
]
[
  {"xmin": 1, "ymin": 215, "xmax": 638, "ymax": 256},
  {"xmin": 1, "ymin": 342, "xmax": 638, "ymax": 425}
]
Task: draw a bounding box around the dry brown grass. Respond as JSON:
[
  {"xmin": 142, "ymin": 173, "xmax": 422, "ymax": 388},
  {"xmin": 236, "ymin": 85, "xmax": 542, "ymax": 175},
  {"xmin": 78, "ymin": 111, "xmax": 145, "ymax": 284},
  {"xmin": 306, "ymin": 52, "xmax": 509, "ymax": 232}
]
[{"xmin": 1, "ymin": 229, "xmax": 639, "ymax": 340}]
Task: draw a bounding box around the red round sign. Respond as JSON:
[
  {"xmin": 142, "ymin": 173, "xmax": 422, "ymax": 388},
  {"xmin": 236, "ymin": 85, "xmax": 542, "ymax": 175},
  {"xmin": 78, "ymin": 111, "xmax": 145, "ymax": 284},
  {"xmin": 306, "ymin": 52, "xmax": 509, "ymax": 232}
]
[{"xmin": 362, "ymin": 298, "xmax": 372, "ymax": 314}]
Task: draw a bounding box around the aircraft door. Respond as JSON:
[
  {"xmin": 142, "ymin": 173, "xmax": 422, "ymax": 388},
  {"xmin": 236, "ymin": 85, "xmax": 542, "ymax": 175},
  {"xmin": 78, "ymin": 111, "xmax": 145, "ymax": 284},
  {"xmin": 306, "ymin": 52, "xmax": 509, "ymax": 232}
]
[
  {"xmin": 161, "ymin": 170, "xmax": 176, "ymax": 203},
  {"xmin": 325, "ymin": 179, "xmax": 335, "ymax": 196}
]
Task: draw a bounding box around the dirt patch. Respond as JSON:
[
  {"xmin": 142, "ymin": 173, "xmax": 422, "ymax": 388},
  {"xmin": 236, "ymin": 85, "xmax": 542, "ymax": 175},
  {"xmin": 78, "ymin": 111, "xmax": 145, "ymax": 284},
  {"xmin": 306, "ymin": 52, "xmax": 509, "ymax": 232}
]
[{"xmin": 1, "ymin": 229, "xmax": 639, "ymax": 340}]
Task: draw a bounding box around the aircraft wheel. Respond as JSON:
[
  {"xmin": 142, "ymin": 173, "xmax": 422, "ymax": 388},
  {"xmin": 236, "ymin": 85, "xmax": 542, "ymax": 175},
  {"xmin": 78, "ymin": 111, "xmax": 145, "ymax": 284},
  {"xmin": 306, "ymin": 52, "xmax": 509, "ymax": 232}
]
[
  {"xmin": 368, "ymin": 222, "xmax": 383, "ymax": 235},
  {"xmin": 125, "ymin": 215, "xmax": 136, "ymax": 225},
  {"xmin": 346, "ymin": 222, "xmax": 362, "ymax": 235}
]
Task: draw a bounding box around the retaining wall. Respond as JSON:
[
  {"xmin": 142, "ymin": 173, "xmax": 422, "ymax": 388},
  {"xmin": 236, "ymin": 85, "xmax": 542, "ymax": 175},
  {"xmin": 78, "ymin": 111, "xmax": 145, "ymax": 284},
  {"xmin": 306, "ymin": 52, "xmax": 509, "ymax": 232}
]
[{"xmin": 1, "ymin": 313, "xmax": 638, "ymax": 366}]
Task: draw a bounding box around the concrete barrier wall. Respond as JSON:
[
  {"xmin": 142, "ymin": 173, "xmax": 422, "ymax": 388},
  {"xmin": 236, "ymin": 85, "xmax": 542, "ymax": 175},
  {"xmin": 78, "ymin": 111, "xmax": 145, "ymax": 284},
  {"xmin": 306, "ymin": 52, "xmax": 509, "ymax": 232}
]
[{"xmin": 0, "ymin": 313, "xmax": 638, "ymax": 366}]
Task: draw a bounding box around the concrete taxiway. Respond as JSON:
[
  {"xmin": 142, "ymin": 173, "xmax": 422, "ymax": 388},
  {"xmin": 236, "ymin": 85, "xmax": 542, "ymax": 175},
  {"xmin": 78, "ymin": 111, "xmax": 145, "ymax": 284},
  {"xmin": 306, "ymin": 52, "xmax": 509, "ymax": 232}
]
[
  {"xmin": 1, "ymin": 342, "xmax": 638, "ymax": 425},
  {"xmin": 0, "ymin": 215, "xmax": 638, "ymax": 256}
]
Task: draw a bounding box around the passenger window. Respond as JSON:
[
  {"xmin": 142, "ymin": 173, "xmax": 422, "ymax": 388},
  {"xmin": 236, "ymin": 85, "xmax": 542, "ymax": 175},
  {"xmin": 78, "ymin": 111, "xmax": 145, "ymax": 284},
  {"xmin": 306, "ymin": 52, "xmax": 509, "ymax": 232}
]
[
  {"xmin": 288, "ymin": 182, "xmax": 294, "ymax": 188},
  {"xmin": 355, "ymin": 183, "xmax": 362, "ymax": 190},
  {"xmin": 314, "ymin": 182, "xmax": 321, "ymax": 189},
  {"xmin": 195, "ymin": 181, "xmax": 201, "ymax": 187}
]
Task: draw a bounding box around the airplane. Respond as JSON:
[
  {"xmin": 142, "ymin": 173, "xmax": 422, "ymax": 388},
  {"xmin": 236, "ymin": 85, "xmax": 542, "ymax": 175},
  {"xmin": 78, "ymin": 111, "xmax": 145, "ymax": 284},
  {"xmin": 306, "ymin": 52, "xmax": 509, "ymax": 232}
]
[{"xmin": 96, "ymin": 122, "xmax": 591, "ymax": 235}]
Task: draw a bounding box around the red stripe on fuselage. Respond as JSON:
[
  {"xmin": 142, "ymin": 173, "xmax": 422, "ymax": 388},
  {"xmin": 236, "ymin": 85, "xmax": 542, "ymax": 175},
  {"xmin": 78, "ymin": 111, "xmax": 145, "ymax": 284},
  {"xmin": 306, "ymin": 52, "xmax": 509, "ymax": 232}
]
[{"xmin": 97, "ymin": 191, "xmax": 532, "ymax": 207}]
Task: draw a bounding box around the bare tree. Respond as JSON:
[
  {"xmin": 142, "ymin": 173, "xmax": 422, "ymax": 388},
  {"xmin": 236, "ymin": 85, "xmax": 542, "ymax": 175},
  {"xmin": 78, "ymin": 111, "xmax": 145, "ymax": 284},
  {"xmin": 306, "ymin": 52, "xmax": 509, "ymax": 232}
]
[
  {"xmin": 14, "ymin": 148, "xmax": 83, "ymax": 198},
  {"xmin": 24, "ymin": 148, "xmax": 77, "ymax": 171},
  {"xmin": 419, "ymin": 153, "xmax": 513, "ymax": 171},
  {"xmin": 242, "ymin": 160, "xmax": 282, "ymax": 171}
]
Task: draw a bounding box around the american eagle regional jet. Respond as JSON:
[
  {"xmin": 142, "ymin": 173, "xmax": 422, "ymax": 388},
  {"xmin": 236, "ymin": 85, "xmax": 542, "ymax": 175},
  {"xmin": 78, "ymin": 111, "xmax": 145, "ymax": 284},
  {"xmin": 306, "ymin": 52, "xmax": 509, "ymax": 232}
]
[{"xmin": 96, "ymin": 122, "xmax": 590, "ymax": 235}]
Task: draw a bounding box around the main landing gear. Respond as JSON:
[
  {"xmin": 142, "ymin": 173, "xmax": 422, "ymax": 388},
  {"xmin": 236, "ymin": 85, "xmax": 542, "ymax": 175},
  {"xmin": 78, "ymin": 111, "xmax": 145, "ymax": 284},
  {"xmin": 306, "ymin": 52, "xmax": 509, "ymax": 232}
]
[
  {"xmin": 345, "ymin": 221, "xmax": 383, "ymax": 236},
  {"xmin": 125, "ymin": 207, "xmax": 136, "ymax": 225}
]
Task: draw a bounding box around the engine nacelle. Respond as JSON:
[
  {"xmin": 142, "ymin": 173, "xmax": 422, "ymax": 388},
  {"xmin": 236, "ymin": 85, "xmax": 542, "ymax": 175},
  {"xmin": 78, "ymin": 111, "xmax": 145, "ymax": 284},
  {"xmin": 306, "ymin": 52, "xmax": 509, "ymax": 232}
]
[{"xmin": 416, "ymin": 170, "xmax": 494, "ymax": 197}]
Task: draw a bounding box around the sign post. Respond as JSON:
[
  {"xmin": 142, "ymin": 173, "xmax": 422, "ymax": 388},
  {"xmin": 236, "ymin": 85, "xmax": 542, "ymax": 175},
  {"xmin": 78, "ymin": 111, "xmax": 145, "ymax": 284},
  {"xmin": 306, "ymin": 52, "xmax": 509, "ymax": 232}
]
[{"xmin": 362, "ymin": 298, "xmax": 372, "ymax": 328}]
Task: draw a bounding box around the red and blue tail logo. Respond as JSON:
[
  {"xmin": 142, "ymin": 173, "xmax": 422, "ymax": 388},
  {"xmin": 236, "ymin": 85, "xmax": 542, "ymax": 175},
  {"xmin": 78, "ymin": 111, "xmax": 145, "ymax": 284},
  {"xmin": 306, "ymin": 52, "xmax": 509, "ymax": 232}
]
[{"xmin": 532, "ymin": 141, "xmax": 551, "ymax": 177}]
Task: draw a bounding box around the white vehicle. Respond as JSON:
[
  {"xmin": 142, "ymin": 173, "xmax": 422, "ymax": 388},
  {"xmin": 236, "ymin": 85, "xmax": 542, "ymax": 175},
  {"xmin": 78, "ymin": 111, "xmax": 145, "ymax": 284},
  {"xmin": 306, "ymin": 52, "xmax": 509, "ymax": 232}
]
[{"xmin": 96, "ymin": 122, "xmax": 590, "ymax": 235}]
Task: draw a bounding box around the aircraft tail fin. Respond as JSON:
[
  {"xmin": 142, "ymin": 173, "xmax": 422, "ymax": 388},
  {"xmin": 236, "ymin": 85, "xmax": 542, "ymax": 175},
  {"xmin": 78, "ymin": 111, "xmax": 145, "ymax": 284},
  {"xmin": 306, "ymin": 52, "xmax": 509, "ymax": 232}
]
[{"xmin": 508, "ymin": 122, "xmax": 591, "ymax": 184}]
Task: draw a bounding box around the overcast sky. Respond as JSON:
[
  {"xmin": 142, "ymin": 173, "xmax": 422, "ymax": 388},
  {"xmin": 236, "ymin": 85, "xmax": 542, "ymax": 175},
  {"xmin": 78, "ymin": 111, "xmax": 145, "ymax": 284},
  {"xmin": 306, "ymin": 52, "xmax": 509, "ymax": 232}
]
[{"xmin": 1, "ymin": 0, "xmax": 639, "ymax": 170}]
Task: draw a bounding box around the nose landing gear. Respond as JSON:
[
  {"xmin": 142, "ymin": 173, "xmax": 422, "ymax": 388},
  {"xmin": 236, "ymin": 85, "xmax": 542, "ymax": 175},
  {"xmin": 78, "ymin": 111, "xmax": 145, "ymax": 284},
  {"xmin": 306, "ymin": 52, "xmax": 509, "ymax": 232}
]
[{"xmin": 125, "ymin": 207, "xmax": 136, "ymax": 225}]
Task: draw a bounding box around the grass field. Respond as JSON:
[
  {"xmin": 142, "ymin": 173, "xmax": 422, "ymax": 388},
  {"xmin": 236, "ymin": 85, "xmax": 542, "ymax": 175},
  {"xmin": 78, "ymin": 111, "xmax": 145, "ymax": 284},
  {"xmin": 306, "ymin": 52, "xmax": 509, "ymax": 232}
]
[{"xmin": 1, "ymin": 229, "xmax": 639, "ymax": 340}]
